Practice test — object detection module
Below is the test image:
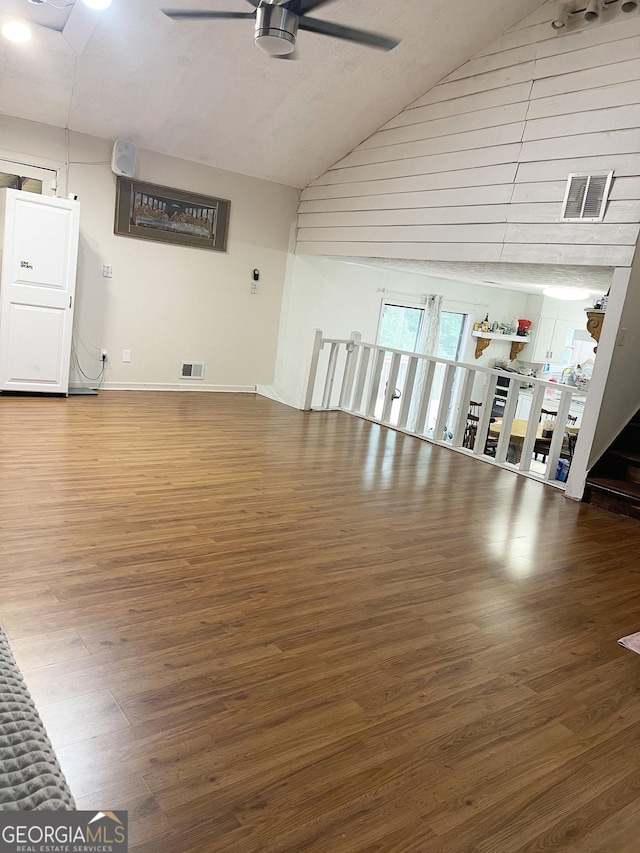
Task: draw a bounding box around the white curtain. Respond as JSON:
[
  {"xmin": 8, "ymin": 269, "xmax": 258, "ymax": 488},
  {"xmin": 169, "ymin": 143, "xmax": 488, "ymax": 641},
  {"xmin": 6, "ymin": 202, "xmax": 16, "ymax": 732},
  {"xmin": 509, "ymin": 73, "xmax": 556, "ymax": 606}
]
[{"xmin": 408, "ymin": 294, "xmax": 443, "ymax": 432}]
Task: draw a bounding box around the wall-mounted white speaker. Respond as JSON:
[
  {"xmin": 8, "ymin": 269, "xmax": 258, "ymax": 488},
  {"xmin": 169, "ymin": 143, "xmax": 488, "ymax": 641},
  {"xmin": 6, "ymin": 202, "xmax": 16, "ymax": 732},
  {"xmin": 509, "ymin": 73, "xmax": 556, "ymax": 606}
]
[{"xmin": 111, "ymin": 140, "xmax": 137, "ymax": 178}]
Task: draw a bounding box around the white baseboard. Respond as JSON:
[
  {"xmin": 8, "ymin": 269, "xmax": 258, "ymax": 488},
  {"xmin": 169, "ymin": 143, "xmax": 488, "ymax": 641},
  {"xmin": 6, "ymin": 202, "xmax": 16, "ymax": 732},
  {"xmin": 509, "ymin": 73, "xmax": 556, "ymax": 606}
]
[
  {"xmin": 95, "ymin": 382, "xmax": 257, "ymax": 393},
  {"xmin": 255, "ymin": 385, "xmax": 302, "ymax": 409}
]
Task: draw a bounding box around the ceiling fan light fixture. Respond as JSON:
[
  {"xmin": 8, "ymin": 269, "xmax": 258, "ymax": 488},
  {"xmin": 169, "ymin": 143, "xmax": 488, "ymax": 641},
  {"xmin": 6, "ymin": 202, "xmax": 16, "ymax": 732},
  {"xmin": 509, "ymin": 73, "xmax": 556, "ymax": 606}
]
[
  {"xmin": 81, "ymin": 0, "xmax": 112, "ymax": 9},
  {"xmin": 254, "ymin": 5, "xmax": 298, "ymax": 54},
  {"xmin": 255, "ymin": 33, "xmax": 295, "ymax": 54},
  {"xmin": 2, "ymin": 20, "xmax": 32, "ymax": 42},
  {"xmin": 543, "ymin": 286, "xmax": 590, "ymax": 301}
]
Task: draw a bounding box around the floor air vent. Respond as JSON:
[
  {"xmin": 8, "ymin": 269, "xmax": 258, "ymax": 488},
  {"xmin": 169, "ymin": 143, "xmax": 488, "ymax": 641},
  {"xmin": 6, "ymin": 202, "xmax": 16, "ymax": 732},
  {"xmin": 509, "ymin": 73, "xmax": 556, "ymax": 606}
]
[
  {"xmin": 180, "ymin": 361, "xmax": 205, "ymax": 379},
  {"xmin": 561, "ymin": 171, "xmax": 613, "ymax": 222}
]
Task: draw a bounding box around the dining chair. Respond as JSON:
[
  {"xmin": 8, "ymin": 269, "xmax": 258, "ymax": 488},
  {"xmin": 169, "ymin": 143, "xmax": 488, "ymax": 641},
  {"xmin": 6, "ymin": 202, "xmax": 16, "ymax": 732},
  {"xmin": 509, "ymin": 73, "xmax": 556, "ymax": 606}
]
[
  {"xmin": 463, "ymin": 401, "xmax": 497, "ymax": 456},
  {"xmin": 534, "ymin": 411, "xmax": 577, "ymax": 462},
  {"xmin": 561, "ymin": 414, "xmax": 578, "ymax": 461},
  {"xmin": 463, "ymin": 401, "xmax": 481, "ymax": 449},
  {"xmin": 533, "ymin": 409, "xmax": 556, "ymax": 461}
]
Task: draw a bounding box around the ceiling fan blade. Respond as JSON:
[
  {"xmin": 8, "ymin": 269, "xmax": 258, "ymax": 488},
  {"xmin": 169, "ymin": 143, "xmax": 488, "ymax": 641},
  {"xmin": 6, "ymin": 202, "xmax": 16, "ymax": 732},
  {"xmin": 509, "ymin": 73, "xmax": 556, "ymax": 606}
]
[
  {"xmin": 297, "ymin": 16, "xmax": 398, "ymax": 50},
  {"xmin": 162, "ymin": 9, "xmax": 256, "ymax": 20},
  {"xmin": 291, "ymin": 0, "xmax": 336, "ymax": 13}
]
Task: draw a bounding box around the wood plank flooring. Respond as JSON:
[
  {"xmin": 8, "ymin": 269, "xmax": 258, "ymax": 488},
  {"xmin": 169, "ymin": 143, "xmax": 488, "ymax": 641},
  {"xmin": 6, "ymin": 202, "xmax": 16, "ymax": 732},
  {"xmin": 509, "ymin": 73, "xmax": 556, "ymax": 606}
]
[{"xmin": 1, "ymin": 391, "xmax": 640, "ymax": 851}]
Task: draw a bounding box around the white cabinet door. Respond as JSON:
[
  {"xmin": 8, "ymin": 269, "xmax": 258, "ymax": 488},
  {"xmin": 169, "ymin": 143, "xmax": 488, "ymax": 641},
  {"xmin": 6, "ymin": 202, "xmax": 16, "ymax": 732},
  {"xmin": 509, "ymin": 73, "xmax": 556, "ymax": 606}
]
[
  {"xmin": 531, "ymin": 317, "xmax": 579, "ymax": 364},
  {"xmin": 531, "ymin": 316, "xmax": 556, "ymax": 362},
  {"xmin": 0, "ymin": 190, "xmax": 80, "ymax": 394},
  {"xmin": 548, "ymin": 320, "xmax": 574, "ymax": 364}
]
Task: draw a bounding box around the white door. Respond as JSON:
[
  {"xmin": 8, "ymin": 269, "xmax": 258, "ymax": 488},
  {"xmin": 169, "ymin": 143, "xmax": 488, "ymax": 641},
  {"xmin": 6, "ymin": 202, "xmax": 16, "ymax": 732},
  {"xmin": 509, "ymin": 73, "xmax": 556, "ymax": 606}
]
[
  {"xmin": 375, "ymin": 303, "xmax": 424, "ymax": 421},
  {"xmin": 0, "ymin": 190, "xmax": 80, "ymax": 394}
]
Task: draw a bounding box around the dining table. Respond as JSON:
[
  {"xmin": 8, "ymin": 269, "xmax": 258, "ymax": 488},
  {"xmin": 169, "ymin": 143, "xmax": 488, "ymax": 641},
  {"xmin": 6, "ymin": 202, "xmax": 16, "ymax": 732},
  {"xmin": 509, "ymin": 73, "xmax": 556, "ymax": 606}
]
[
  {"xmin": 488, "ymin": 418, "xmax": 540, "ymax": 463},
  {"xmin": 488, "ymin": 418, "xmax": 579, "ymax": 464}
]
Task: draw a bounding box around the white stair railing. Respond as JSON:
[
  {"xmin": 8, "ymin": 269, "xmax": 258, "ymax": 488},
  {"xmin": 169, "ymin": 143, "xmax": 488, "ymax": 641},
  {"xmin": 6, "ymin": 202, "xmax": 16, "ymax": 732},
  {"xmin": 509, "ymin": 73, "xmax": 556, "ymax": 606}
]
[{"xmin": 304, "ymin": 330, "xmax": 581, "ymax": 488}]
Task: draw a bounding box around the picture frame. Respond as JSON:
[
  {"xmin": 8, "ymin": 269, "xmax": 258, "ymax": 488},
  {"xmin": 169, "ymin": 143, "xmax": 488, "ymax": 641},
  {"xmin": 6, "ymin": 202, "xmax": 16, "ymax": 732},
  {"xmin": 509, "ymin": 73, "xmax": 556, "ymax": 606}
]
[{"xmin": 114, "ymin": 177, "xmax": 230, "ymax": 252}]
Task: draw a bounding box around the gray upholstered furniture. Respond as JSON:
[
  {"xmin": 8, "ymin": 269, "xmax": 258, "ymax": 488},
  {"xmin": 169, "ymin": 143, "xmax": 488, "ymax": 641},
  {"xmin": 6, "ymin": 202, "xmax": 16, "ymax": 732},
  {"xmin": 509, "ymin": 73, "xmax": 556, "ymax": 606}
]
[{"xmin": 0, "ymin": 628, "xmax": 75, "ymax": 810}]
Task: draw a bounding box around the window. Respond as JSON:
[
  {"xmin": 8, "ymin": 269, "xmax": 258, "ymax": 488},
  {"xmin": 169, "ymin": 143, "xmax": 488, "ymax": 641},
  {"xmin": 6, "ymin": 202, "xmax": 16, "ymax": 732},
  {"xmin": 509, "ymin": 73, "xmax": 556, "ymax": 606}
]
[
  {"xmin": 374, "ymin": 301, "xmax": 470, "ymax": 431},
  {"xmin": 378, "ymin": 303, "xmax": 423, "ymax": 351},
  {"xmin": 377, "ymin": 304, "xmax": 467, "ymax": 358},
  {"xmin": 437, "ymin": 311, "xmax": 466, "ymax": 361}
]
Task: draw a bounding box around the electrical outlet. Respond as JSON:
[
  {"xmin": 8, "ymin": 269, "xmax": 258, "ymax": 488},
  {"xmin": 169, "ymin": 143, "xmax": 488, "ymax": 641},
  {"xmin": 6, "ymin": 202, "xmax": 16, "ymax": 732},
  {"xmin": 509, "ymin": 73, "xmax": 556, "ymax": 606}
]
[
  {"xmin": 100, "ymin": 349, "xmax": 108, "ymax": 361},
  {"xmin": 251, "ymin": 282, "xmax": 258, "ymax": 294},
  {"xmin": 122, "ymin": 350, "xmax": 131, "ymax": 363},
  {"xmin": 102, "ymin": 264, "xmax": 113, "ymax": 278}
]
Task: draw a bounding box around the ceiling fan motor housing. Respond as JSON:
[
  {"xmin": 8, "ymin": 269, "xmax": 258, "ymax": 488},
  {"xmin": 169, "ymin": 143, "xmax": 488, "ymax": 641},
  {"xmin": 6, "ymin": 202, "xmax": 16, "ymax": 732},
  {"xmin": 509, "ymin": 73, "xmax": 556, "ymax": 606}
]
[{"xmin": 255, "ymin": 4, "xmax": 298, "ymax": 55}]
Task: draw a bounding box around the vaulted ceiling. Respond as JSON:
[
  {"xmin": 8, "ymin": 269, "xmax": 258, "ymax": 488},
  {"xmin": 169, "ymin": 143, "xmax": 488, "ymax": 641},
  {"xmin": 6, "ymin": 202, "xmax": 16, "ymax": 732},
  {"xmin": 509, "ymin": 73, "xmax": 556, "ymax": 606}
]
[{"xmin": 0, "ymin": 0, "xmax": 546, "ymax": 188}]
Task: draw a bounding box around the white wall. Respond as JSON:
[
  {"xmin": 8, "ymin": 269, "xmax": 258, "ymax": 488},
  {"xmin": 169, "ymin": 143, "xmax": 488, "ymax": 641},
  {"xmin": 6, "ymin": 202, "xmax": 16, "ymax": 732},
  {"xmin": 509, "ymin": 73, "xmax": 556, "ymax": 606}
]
[
  {"xmin": 297, "ymin": 0, "xmax": 640, "ymax": 268},
  {"xmin": 588, "ymin": 261, "xmax": 640, "ymax": 464},
  {"xmin": 0, "ymin": 115, "xmax": 300, "ymax": 391},
  {"xmin": 270, "ymin": 255, "xmax": 531, "ymax": 408},
  {"xmin": 565, "ymin": 265, "xmax": 635, "ymax": 498}
]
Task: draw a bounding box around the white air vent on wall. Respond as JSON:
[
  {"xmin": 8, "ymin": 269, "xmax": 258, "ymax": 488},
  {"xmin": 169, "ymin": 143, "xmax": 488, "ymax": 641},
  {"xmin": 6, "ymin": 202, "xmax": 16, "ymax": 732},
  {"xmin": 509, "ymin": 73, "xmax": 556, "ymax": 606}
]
[
  {"xmin": 180, "ymin": 361, "xmax": 205, "ymax": 379},
  {"xmin": 561, "ymin": 171, "xmax": 613, "ymax": 222}
]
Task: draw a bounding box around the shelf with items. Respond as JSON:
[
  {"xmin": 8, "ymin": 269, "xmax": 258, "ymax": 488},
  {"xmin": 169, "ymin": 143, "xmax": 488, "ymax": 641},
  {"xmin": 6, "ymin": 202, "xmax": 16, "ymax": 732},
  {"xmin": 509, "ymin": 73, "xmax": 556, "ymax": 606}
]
[{"xmin": 471, "ymin": 331, "xmax": 530, "ymax": 361}]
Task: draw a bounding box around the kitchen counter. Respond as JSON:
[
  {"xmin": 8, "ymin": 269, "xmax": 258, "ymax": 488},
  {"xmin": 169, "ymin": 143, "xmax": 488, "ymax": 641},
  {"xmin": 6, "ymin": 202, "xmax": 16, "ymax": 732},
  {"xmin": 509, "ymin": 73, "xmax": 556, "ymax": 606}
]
[{"xmin": 515, "ymin": 387, "xmax": 586, "ymax": 424}]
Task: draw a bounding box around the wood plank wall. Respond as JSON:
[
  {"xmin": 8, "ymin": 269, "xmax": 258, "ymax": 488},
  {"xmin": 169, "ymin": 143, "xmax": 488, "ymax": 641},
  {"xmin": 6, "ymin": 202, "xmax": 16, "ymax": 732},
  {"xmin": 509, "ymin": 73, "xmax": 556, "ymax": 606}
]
[{"xmin": 297, "ymin": 0, "xmax": 640, "ymax": 268}]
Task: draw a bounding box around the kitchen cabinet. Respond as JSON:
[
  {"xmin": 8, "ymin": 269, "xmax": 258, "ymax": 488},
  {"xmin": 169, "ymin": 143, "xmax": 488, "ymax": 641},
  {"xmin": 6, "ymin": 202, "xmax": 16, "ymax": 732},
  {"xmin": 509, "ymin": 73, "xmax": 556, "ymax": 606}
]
[
  {"xmin": 514, "ymin": 390, "xmax": 585, "ymax": 426},
  {"xmin": 526, "ymin": 293, "xmax": 594, "ymax": 366},
  {"xmin": 531, "ymin": 318, "xmax": 574, "ymax": 364}
]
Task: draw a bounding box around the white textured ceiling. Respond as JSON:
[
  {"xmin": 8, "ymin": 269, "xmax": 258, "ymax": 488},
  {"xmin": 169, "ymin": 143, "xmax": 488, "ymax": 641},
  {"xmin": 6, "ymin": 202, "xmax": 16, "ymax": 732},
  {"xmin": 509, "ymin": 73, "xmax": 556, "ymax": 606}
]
[
  {"xmin": 338, "ymin": 257, "xmax": 613, "ymax": 295},
  {"xmin": 0, "ymin": 0, "xmax": 546, "ymax": 188}
]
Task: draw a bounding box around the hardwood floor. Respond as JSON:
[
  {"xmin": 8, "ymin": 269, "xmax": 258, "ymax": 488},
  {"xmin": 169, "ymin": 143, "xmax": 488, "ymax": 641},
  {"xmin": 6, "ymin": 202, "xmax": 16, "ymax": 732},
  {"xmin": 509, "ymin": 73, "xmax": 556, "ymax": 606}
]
[{"xmin": 1, "ymin": 391, "xmax": 640, "ymax": 851}]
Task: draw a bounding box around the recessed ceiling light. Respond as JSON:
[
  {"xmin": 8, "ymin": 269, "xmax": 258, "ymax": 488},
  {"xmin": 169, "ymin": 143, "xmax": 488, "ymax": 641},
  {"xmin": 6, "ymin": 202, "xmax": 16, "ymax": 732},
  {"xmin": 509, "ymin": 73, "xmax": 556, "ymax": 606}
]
[
  {"xmin": 2, "ymin": 20, "xmax": 32, "ymax": 43},
  {"xmin": 82, "ymin": 0, "xmax": 112, "ymax": 8},
  {"xmin": 543, "ymin": 286, "xmax": 590, "ymax": 301}
]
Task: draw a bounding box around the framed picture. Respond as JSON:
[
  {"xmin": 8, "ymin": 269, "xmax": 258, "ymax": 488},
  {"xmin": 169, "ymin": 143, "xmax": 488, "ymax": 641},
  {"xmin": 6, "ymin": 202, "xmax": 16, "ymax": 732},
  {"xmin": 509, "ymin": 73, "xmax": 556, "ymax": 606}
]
[{"xmin": 114, "ymin": 177, "xmax": 230, "ymax": 251}]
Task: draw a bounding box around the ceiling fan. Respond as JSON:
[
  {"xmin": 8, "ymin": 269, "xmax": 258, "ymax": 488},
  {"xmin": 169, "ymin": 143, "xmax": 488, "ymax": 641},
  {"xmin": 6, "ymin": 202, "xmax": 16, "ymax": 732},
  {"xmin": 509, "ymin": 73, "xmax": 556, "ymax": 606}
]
[{"xmin": 161, "ymin": 0, "xmax": 399, "ymax": 58}]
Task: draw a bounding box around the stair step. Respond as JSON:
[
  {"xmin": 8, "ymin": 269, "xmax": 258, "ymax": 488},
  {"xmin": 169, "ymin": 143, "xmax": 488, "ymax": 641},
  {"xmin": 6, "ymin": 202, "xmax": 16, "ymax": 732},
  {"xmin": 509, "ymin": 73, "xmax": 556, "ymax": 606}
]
[
  {"xmin": 584, "ymin": 478, "xmax": 640, "ymax": 520},
  {"xmin": 609, "ymin": 449, "xmax": 640, "ymax": 465},
  {"xmin": 587, "ymin": 477, "xmax": 640, "ymax": 499}
]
